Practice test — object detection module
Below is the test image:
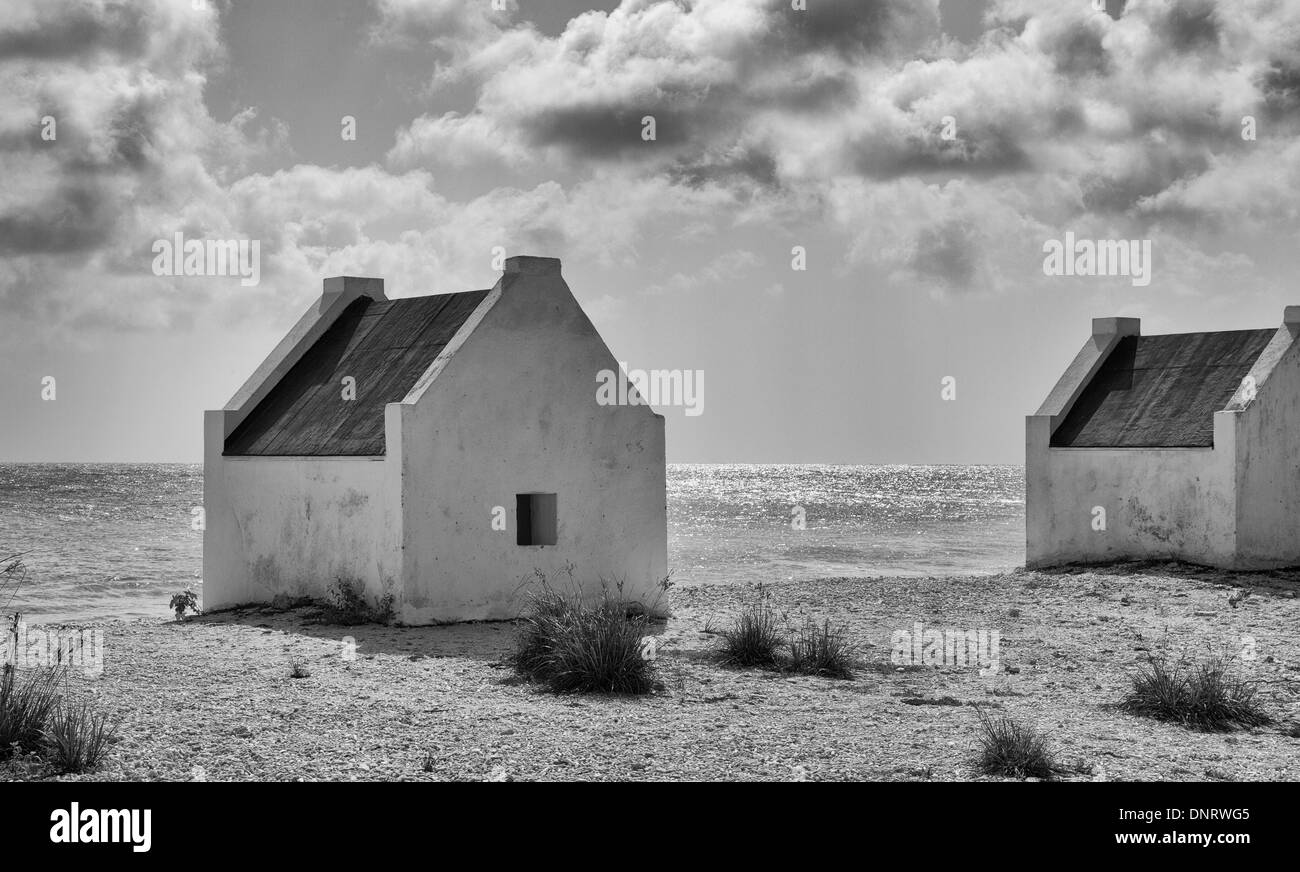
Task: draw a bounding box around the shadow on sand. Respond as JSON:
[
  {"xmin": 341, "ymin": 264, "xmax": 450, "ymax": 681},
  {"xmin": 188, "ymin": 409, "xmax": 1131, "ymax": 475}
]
[
  {"xmin": 193, "ymin": 604, "xmax": 518, "ymax": 663},
  {"xmin": 1030, "ymin": 559, "xmax": 1300, "ymax": 600}
]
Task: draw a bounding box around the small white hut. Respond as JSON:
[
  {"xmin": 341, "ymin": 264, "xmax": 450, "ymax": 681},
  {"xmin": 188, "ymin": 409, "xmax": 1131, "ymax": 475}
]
[
  {"xmin": 1026, "ymin": 309, "xmax": 1300, "ymax": 569},
  {"xmin": 203, "ymin": 256, "xmax": 667, "ymax": 622}
]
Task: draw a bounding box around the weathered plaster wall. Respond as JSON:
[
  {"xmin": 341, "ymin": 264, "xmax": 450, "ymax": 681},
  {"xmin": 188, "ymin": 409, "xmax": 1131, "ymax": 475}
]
[
  {"xmin": 396, "ymin": 259, "xmax": 668, "ymax": 623},
  {"xmin": 1233, "ymin": 324, "xmax": 1300, "ymax": 566},
  {"xmin": 1025, "ymin": 440, "xmax": 1236, "ymax": 567},
  {"xmin": 202, "ymin": 430, "xmax": 401, "ymax": 608}
]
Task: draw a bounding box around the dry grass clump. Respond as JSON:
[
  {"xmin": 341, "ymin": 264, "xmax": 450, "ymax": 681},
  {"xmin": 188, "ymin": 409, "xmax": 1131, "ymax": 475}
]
[
  {"xmin": 715, "ymin": 585, "xmax": 856, "ymax": 678},
  {"xmin": 1121, "ymin": 654, "xmax": 1271, "ymax": 732},
  {"xmin": 974, "ymin": 709, "xmax": 1059, "ymax": 779},
  {"xmin": 512, "ymin": 574, "xmax": 658, "ymax": 694}
]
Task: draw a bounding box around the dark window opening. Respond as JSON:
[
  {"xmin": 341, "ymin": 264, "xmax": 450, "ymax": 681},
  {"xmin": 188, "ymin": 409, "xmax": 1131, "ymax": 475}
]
[{"xmin": 516, "ymin": 493, "xmax": 557, "ymax": 546}]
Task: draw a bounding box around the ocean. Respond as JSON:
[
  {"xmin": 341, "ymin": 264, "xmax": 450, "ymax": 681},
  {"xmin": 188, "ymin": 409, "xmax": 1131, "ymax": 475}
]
[{"xmin": 0, "ymin": 463, "xmax": 1024, "ymax": 623}]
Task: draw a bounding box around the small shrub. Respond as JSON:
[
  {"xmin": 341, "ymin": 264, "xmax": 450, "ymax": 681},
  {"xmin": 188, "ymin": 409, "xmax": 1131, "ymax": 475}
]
[
  {"xmin": 512, "ymin": 579, "xmax": 655, "ymax": 694},
  {"xmin": 0, "ymin": 664, "xmax": 63, "ymax": 758},
  {"xmin": 320, "ymin": 578, "xmax": 394, "ymax": 626},
  {"xmin": 43, "ymin": 699, "xmax": 115, "ymax": 774},
  {"xmin": 289, "ymin": 660, "xmax": 310, "ymax": 679},
  {"xmin": 974, "ymin": 709, "xmax": 1059, "ymax": 779},
  {"xmin": 717, "ymin": 588, "xmax": 783, "ymax": 668},
  {"xmin": 169, "ymin": 590, "xmax": 200, "ymax": 621},
  {"xmin": 1121, "ymin": 654, "xmax": 1271, "ymax": 732},
  {"xmin": 788, "ymin": 618, "xmax": 855, "ymax": 678}
]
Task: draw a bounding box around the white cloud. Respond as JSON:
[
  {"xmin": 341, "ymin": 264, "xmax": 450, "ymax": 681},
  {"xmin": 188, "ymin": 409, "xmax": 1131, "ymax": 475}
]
[{"xmin": 7, "ymin": 0, "xmax": 1300, "ymax": 345}]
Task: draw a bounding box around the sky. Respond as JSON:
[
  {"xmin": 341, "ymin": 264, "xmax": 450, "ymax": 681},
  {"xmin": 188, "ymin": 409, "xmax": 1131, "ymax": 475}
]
[{"xmin": 0, "ymin": 0, "xmax": 1298, "ymax": 464}]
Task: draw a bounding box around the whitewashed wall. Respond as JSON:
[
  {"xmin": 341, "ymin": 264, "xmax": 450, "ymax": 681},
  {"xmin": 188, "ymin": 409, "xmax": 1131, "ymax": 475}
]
[{"xmin": 395, "ymin": 260, "xmax": 668, "ymax": 623}]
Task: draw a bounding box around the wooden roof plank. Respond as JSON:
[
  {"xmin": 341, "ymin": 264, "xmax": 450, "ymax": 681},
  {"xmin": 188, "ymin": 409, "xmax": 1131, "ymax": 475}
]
[
  {"xmin": 1051, "ymin": 329, "xmax": 1275, "ymax": 448},
  {"xmin": 224, "ymin": 290, "xmax": 489, "ymax": 456},
  {"xmin": 318, "ymin": 295, "xmax": 458, "ymax": 454}
]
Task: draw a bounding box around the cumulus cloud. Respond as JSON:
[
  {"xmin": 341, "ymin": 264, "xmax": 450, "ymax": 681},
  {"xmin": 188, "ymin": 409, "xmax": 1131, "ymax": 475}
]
[
  {"xmin": 374, "ymin": 0, "xmax": 1300, "ymax": 297},
  {"xmin": 5, "ymin": 0, "xmax": 1300, "ymax": 341},
  {"xmin": 387, "ymin": 111, "xmax": 531, "ymax": 170},
  {"xmin": 368, "ymin": 0, "xmax": 520, "ymax": 80},
  {"xmin": 0, "ymin": 0, "xmax": 151, "ymax": 62},
  {"xmin": 0, "ymin": 0, "xmax": 236, "ymax": 330},
  {"xmin": 386, "ymin": 0, "xmax": 942, "ymax": 173}
]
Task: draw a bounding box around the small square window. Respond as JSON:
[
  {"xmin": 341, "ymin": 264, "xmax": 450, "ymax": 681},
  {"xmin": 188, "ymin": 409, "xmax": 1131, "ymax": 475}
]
[{"xmin": 516, "ymin": 493, "xmax": 557, "ymax": 546}]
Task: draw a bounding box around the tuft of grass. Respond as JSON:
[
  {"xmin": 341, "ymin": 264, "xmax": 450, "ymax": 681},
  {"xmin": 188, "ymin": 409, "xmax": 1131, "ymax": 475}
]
[
  {"xmin": 714, "ymin": 588, "xmax": 854, "ymax": 678},
  {"xmin": 289, "ymin": 660, "xmax": 310, "ymax": 679},
  {"xmin": 0, "ymin": 664, "xmax": 63, "ymax": 758},
  {"xmin": 717, "ymin": 589, "xmax": 783, "ymax": 668},
  {"xmin": 974, "ymin": 709, "xmax": 1059, "ymax": 779},
  {"xmin": 788, "ymin": 618, "xmax": 855, "ymax": 678},
  {"xmin": 1, "ymin": 553, "xmax": 30, "ymax": 614},
  {"xmin": 512, "ymin": 578, "xmax": 656, "ymax": 694},
  {"xmin": 319, "ymin": 578, "xmax": 394, "ymax": 626},
  {"xmin": 42, "ymin": 699, "xmax": 116, "ymax": 774},
  {"xmin": 1120, "ymin": 654, "xmax": 1271, "ymax": 732}
]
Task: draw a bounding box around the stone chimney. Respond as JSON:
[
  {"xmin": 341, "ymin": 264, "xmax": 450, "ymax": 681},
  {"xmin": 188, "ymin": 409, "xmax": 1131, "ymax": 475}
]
[
  {"xmin": 504, "ymin": 255, "xmax": 561, "ymax": 277},
  {"xmin": 323, "ymin": 276, "xmax": 386, "ymax": 305},
  {"xmin": 1091, "ymin": 316, "xmax": 1140, "ymax": 340}
]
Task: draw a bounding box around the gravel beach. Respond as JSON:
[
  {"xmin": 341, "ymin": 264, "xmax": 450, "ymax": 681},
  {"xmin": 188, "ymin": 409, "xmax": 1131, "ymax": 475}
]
[{"xmin": 6, "ymin": 564, "xmax": 1300, "ymax": 782}]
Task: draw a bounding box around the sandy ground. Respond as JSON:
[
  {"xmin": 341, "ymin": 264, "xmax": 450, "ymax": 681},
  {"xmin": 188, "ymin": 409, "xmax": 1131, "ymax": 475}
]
[{"xmin": 4, "ymin": 563, "xmax": 1299, "ymax": 782}]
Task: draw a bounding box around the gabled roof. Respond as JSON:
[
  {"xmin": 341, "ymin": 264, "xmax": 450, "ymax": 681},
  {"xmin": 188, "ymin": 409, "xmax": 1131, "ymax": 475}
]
[
  {"xmin": 225, "ymin": 290, "xmax": 489, "ymax": 456},
  {"xmin": 1051, "ymin": 329, "xmax": 1275, "ymax": 448}
]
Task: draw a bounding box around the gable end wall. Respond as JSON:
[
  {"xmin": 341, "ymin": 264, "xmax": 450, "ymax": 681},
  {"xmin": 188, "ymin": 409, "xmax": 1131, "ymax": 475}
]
[
  {"xmin": 1233, "ymin": 324, "xmax": 1300, "ymax": 566},
  {"xmin": 393, "ymin": 268, "xmax": 668, "ymax": 622}
]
